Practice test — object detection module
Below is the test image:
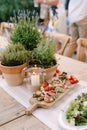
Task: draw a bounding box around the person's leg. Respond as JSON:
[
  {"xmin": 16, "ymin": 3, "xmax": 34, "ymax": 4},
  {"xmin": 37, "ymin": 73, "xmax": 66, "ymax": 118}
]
[
  {"xmin": 40, "ymin": 4, "xmax": 49, "ymax": 24},
  {"xmin": 77, "ymin": 17, "xmax": 87, "ymax": 61},
  {"xmin": 66, "ymin": 16, "xmax": 70, "ymax": 35},
  {"xmin": 63, "ymin": 23, "xmax": 79, "ymax": 57}
]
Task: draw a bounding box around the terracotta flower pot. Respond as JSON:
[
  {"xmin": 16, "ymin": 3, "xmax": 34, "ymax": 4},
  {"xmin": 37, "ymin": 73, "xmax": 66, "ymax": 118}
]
[
  {"xmin": 0, "ymin": 63, "xmax": 27, "ymax": 86},
  {"xmin": 45, "ymin": 65, "xmax": 58, "ymax": 80}
]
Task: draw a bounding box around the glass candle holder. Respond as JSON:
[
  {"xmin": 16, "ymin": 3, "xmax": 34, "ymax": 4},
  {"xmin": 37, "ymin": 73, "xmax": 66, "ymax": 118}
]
[{"xmin": 27, "ymin": 65, "xmax": 46, "ymax": 91}]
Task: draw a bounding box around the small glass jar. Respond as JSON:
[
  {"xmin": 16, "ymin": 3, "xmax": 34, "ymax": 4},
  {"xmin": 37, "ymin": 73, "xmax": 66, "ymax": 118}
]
[{"xmin": 27, "ymin": 65, "xmax": 46, "ymax": 92}]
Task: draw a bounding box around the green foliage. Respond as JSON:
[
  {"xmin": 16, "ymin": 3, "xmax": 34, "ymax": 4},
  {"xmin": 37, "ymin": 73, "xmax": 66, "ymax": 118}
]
[
  {"xmin": 0, "ymin": 0, "xmax": 39, "ymax": 22},
  {"xmin": 66, "ymin": 93, "xmax": 87, "ymax": 126},
  {"xmin": 10, "ymin": 19, "xmax": 41, "ymax": 51},
  {"xmin": 0, "ymin": 43, "xmax": 30, "ymax": 66},
  {"xmin": 31, "ymin": 38, "xmax": 57, "ymax": 68}
]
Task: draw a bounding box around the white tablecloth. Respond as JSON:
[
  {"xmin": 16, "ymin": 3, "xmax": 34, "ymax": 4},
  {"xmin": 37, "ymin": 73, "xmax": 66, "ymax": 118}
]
[{"xmin": 0, "ymin": 77, "xmax": 87, "ymax": 130}]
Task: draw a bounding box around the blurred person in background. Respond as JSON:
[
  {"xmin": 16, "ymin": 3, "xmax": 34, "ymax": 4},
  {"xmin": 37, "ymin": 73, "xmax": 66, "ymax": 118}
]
[
  {"xmin": 64, "ymin": 0, "xmax": 87, "ymax": 60},
  {"xmin": 34, "ymin": 0, "xmax": 59, "ymax": 6},
  {"xmin": 34, "ymin": 0, "xmax": 59, "ymax": 27},
  {"xmin": 34, "ymin": 0, "xmax": 66, "ymax": 34},
  {"xmin": 39, "ymin": 4, "xmax": 49, "ymax": 25},
  {"xmin": 65, "ymin": 0, "xmax": 70, "ymax": 35},
  {"xmin": 34, "ymin": 0, "xmax": 62, "ymax": 51},
  {"xmin": 34, "ymin": 0, "xmax": 67, "ymax": 52}
]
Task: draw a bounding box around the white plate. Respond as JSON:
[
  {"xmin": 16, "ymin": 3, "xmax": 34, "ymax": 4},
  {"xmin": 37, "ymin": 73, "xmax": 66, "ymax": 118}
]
[{"xmin": 57, "ymin": 88, "xmax": 87, "ymax": 130}]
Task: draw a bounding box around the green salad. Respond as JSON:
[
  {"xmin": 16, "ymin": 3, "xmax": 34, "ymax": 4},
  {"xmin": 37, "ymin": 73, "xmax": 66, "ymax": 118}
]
[{"xmin": 66, "ymin": 93, "xmax": 87, "ymax": 126}]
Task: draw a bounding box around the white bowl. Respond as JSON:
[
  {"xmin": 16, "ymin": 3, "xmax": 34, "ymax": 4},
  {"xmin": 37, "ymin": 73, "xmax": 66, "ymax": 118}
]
[{"xmin": 55, "ymin": 88, "xmax": 87, "ymax": 130}]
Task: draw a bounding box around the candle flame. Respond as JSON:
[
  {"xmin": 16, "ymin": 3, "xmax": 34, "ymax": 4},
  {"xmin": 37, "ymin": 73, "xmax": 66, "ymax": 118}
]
[
  {"xmin": 34, "ymin": 64, "xmax": 37, "ymax": 67},
  {"xmin": 32, "ymin": 71, "xmax": 36, "ymax": 75},
  {"xmin": 33, "ymin": 64, "xmax": 39, "ymax": 73}
]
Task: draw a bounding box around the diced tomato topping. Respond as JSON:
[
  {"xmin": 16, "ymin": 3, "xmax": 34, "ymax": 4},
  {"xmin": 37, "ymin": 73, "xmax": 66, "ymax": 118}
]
[
  {"xmin": 42, "ymin": 82, "xmax": 49, "ymax": 88},
  {"xmin": 70, "ymin": 79, "xmax": 79, "ymax": 84},
  {"xmin": 56, "ymin": 69, "xmax": 60, "ymax": 74},
  {"xmin": 69, "ymin": 75, "xmax": 75, "ymax": 80},
  {"xmin": 49, "ymin": 86, "xmax": 54, "ymax": 91},
  {"xmin": 44, "ymin": 87, "xmax": 49, "ymax": 91},
  {"xmin": 51, "ymin": 90, "xmax": 56, "ymax": 93},
  {"xmin": 53, "ymin": 73, "xmax": 57, "ymax": 77},
  {"xmin": 69, "ymin": 75, "xmax": 79, "ymax": 84},
  {"xmin": 45, "ymin": 86, "xmax": 54, "ymax": 91}
]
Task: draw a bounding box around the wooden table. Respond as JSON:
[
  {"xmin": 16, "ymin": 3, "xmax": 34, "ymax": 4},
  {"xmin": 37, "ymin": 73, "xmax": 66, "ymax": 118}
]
[{"xmin": 0, "ymin": 54, "xmax": 87, "ymax": 130}]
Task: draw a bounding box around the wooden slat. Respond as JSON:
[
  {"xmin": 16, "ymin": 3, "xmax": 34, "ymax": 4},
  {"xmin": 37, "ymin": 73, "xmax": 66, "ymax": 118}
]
[
  {"xmin": 0, "ymin": 88, "xmax": 25, "ymax": 126},
  {"xmin": 0, "ymin": 115, "xmax": 50, "ymax": 130},
  {"xmin": 0, "ymin": 88, "xmax": 50, "ymax": 130}
]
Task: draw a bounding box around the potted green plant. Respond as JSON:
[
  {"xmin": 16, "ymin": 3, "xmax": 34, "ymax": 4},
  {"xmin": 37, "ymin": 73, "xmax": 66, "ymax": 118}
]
[
  {"xmin": 30, "ymin": 38, "xmax": 58, "ymax": 79},
  {"xmin": 9, "ymin": 17, "xmax": 58, "ymax": 80},
  {"xmin": 0, "ymin": 43, "xmax": 30, "ymax": 86},
  {"xmin": 10, "ymin": 18, "xmax": 41, "ymax": 51}
]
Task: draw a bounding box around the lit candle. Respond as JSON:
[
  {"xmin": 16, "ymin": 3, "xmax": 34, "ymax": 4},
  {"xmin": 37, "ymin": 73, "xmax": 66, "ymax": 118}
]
[
  {"xmin": 31, "ymin": 72, "xmax": 40, "ymax": 87},
  {"xmin": 32, "ymin": 65, "xmax": 39, "ymax": 73}
]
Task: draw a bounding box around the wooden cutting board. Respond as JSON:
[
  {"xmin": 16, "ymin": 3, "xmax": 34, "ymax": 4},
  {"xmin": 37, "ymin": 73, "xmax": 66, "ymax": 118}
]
[{"xmin": 25, "ymin": 84, "xmax": 76, "ymax": 115}]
